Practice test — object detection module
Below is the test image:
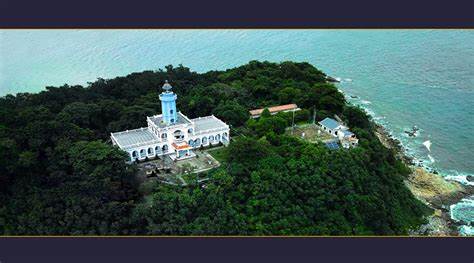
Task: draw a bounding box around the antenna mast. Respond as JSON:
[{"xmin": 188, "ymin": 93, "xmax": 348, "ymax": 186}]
[
  {"xmin": 291, "ymin": 108, "xmax": 295, "ymax": 135},
  {"xmin": 312, "ymin": 106, "xmax": 316, "ymax": 125}
]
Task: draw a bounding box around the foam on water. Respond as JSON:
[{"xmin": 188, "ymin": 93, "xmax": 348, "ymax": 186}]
[
  {"xmin": 423, "ymin": 140, "xmax": 432, "ymax": 152},
  {"xmin": 445, "ymin": 172, "xmax": 474, "ymax": 186},
  {"xmin": 459, "ymin": 225, "xmax": 474, "ymax": 236},
  {"xmin": 427, "ymin": 154, "xmax": 435, "ymax": 163},
  {"xmin": 450, "ymin": 196, "xmax": 474, "ymax": 232}
]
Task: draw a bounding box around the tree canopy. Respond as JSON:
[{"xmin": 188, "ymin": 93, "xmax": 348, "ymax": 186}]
[{"xmin": 0, "ymin": 61, "xmax": 429, "ymax": 235}]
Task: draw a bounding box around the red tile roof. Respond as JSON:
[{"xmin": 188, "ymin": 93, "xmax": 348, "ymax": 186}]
[
  {"xmin": 172, "ymin": 142, "xmax": 192, "ymax": 150},
  {"xmin": 249, "ymin": 104, "xmax": 298, "ymax": 116}
]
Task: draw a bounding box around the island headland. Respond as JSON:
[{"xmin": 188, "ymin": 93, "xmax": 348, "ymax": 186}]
[{"xmin": 0, "ymin": 61, "xmax": 465, "ymax": 236}]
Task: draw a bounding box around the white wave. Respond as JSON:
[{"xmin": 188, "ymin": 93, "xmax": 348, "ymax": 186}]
[
  {"xmin": 450, "ymin": 197, "xmax": 474, "ymax": 223},
  {"xmin": 335, "ymin": 77, "xmax": 342, "ymax": 82},
  {"xmin": 450, "ymin": 196, "xmax": 474, "ymax": 236},
  {"xmin": 445, "ymin": 175, "xmax": 474, "ymax": 186},
  {"xmin": 459, "ymin": 225, "xmax": 474, "ymax": 236},
  {"xmin": 412, "ymin": 157, "xmax": 424, "ymax": 166},
  {"xmin": 427, "ymin": 154, "xmax": 435, "ymax": 163},
  {"xmin": 423, "ymin": 140, "xmax": 431, "ymax": 152},
  {"xmin": 360, "ymin": 100, "xmax": 372, "ymax": 105},
  {"xmin": 361, "ymin": 107, "xmax": 375, "ymax": 117},
  {"xmin": 344, "ymin": 78, "xmax": 352, "ymax": 82}
]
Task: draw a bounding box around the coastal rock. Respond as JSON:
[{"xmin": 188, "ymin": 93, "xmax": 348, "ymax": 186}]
[
  {"xmin": 405, "ymin": 167, "xmax": 466, "ymax": 208},
  {"xmin": 374, "ymin": 122, "xmax": 474, "ymax": 236},
  {"xmin": 404, "ymin": 168, "xmax": 474, "ymax": 236},
  {"xmin": 326, "ymin": 76, "xmax": 340, "ymax": 83},
  {"xmin": 410, "ymin": 210, "xmax": 453, "ymax": 236},
  {"xmin": 374, "ymin": 124, "xmax": 412, "ymax": 163},
  {"xmin": 467, "ymin": 175, "xmax": 474, "ymax": 182}
]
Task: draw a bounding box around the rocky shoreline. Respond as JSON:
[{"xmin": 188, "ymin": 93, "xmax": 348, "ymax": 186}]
[{"xmin": 374, "ymin": 124, "xmax": 474, "ymax": 236}]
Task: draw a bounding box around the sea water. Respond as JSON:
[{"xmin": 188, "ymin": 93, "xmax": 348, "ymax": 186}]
[{"xmin": 1, "ymin": 29, "xmax": 473, "ymax": 233}]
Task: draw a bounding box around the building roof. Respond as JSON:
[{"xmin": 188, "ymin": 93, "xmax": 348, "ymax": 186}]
[
  {"xmin": 319, "ymin": 117, "xmax": 342, "ymax": 130},
  {"xmin": 193, "ymin": 115, "xmax": 229, "ymax": 133},
  {"xmin": 172, "ymin": 142, "xmax": 192, "ymax": 150},
  {"xmin": 249, "ymin": 104, "xmax": 299, "ymax": 116},
  {"xmin": 325, "ymin": 141, "xmax": 340, "ymax": 150},
  {"xmin": 341, "ymin": 130, "xmax": 354, "ymax": 137},
  {"xmin": 346, "ymin": 136, "xmax": 359, "ymax": 142},
  {"xmin": 111, "ymin": 128, "xmax": 158, "ymax": 149},
  {"xmin": 148, "ymin": 112, "xmax": 192, "ymax": 128}
]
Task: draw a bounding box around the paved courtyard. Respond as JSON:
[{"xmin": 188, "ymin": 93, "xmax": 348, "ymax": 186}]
[
  {"xmin": 286, "ymin": 123, "xmax": 335, "ymax": 143},
  {"xmin": 136, "ymin": 149, "xmax": 221, "ymax": 186}
]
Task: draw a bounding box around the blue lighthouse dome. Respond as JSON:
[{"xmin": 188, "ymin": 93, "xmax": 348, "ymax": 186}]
[{"xmin": 162, "ymin": 80, "xmax": 173, "ymax": 91}]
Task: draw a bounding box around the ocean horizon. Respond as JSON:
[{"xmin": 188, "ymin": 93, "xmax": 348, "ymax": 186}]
[{"xmin": 1, "ymin": 29, "xmax": 473, "ymax": 233}]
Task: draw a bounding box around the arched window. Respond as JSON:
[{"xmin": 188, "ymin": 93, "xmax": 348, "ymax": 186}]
[
  {"xmin": 209, "ymin": 135, "xmax": 214, "ymax": 141},
  {"xmin": 188, "ymin": 128, "xmax": 193, "ymax": 134},
  {"xmin": 173, "ymin": 130, "xmax": 184, "ymax": 140},
  {"xmin": 161, "ymin": 133, "xmax": 167, "ymax": 139},
  {"xmin": 162, "ymin": 145, "xmax": 169, "ymax": 152},
  {"xmin": 202, "ymin": 137, "xmax": 208, "ymax": 145},
  {"xmin": 188, "ymin": 140, "xmax": 194, "ymax": 146},
  {"xmin": 132, "ymin": 151, "xmax": 138, "ymax": 158},
  {"xmin": 170, "ymin": 109, "xmax": 174, "ymax": 114},
  {"xmin": 216, "ymin": 134, "xmax": 221, "ymax": 141},
  {"xmin": 148, "ymin": 148, "xmax": 153, "ymax": 155},
  {"xmin": 155, "ymin": 146, "xmax": 161, "ymax": 155},
  {"xmin": 140, "ymin": 149, "xmax": 146, "ymax": 158},
  {"xmin": 195, "ymin": 138, "xmax": 201, "ymax": 146},
  {"xmin": 170, "ymin": 119, "xmax": 175, "ymax": 123}
]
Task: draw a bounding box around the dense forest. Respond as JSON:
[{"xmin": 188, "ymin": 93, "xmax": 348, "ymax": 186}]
[{"xmin": 0, "ymin": 61, "xmax": 430, "ymax": 235}]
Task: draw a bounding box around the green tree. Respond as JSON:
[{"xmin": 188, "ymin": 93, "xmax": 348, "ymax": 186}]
[
  {"xmin": 278, "ymin": 87, "xmax": 302, "ymax": 104},
  {"xmin": 213, "ymin": 101, "xmax": 249, "ymax": 127}
]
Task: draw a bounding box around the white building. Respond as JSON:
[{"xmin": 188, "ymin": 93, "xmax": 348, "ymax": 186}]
[
  {"xmin": 319, "ymin": 117, "xmax": 358, "ymax": 148},
  {"xmin": 110, "ymin": 81, "xmax": 230, "ymax": 162}
]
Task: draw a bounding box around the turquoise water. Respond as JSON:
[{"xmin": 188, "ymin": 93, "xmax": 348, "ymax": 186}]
[{"xmin": 1, "ymin": 30, "xmax": 473, "ymax": 233}]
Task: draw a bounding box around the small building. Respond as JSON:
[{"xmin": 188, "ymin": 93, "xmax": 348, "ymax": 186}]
[
  {"xmin": 338, "ymin": 130, "xmax": 359, "ymax": 148},
  {"xmin": 319, "ymin": 117, "xmax": 358, "ymax": 149},
  {"xmin": 319, "ymin": 117, "xmax": 345, "ymax": 136},
  {"xmin": 111, "ymin": 81, "xmax": 230, "ymax": 162},
  {"xmin": 249, "ymin": 103, "xmax": 300, "ymax": 119},
  {"xmin": 325, "ymin": 140, "xmax": 340, "ymax": 150}
]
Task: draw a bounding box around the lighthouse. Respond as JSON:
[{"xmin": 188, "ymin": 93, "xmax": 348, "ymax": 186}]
[
  {"xmin": 159, "ymin": 80, "xmax": 178, "ymax": 124},
  {"xmin": 111, "ymin": 80, "xmax": 230, "ymax": 163}
]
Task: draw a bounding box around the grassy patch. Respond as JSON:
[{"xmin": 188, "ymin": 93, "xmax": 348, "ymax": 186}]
[
  {"xmin": 286, "ymin": 123, "xmax": 334, "ymax": 143},
  {"xmin": 182, "ymin": 172, "xmax": 197, "ymax": 183},
  {"xmin": 207, "ymin": 147, "xmax": 228, "ymax": 163}
]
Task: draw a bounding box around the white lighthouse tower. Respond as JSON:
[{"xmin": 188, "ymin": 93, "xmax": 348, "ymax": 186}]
[{"xmin": 159, "ymin": 80, "xmax": 178, "ymax": 125}]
